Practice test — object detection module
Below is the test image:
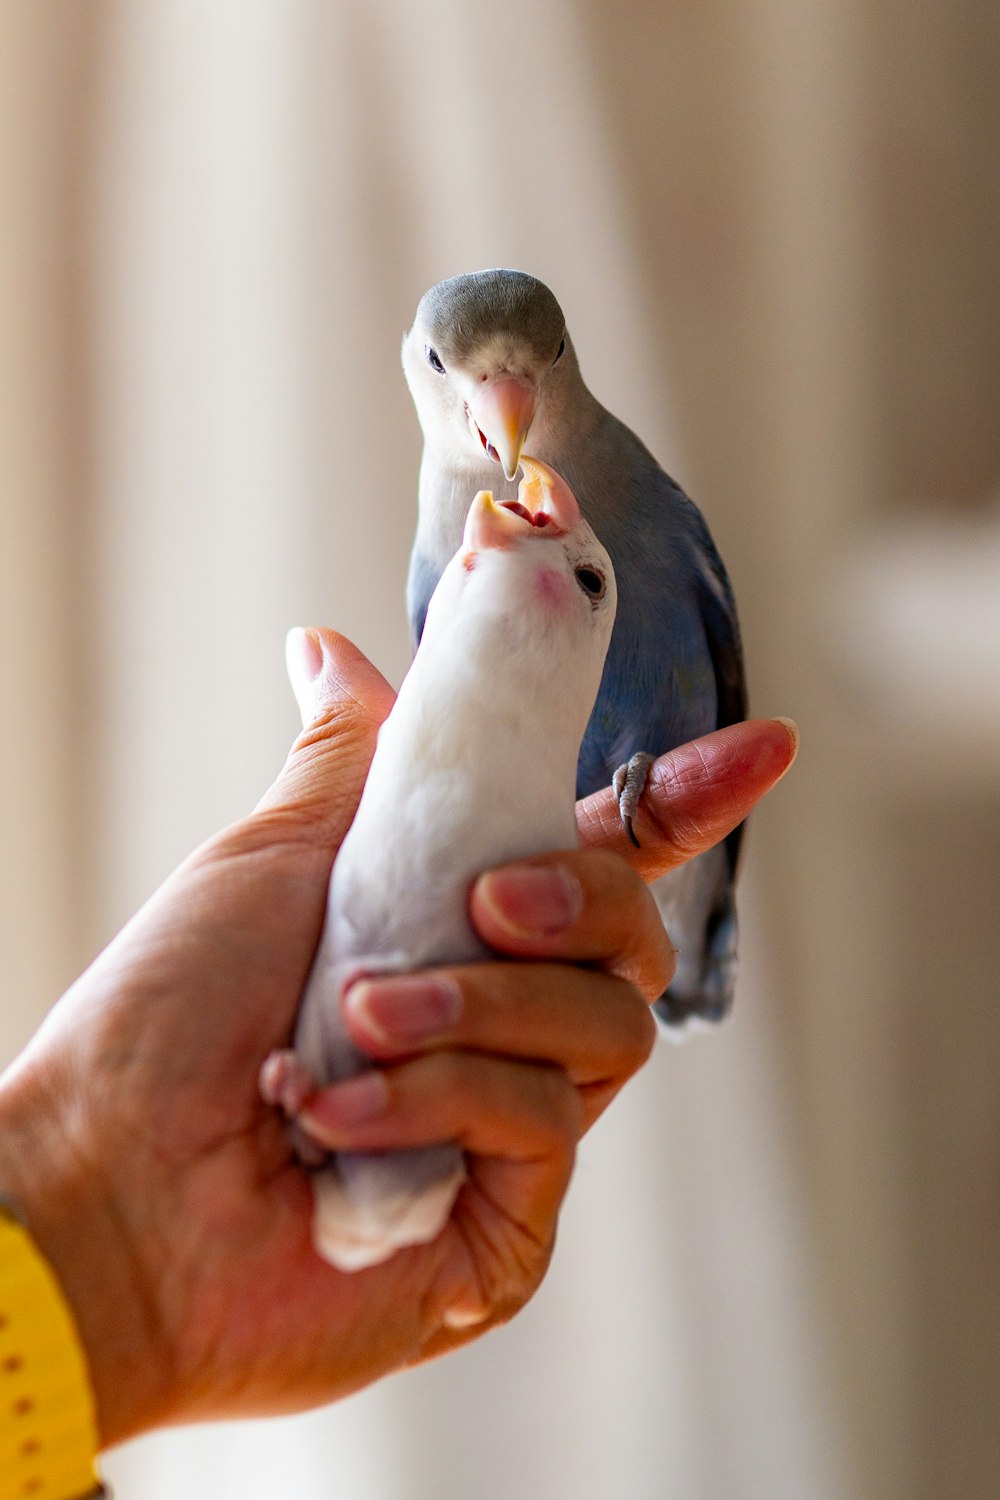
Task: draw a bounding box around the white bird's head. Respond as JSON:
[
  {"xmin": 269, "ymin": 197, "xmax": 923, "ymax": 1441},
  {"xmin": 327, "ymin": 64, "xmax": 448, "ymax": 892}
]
[
  {"xmin": 421, "ymin": 456, "xmax": 617, "ymax": 729},
  {"xmin": 402, "ymin": 269, "xmax": 580, "ymax": 482}
]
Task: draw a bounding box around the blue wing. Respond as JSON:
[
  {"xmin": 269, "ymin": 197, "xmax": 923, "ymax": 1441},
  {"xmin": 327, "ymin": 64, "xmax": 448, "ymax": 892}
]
[
  {"xmin": 406, "ymin": 546, "xmax": 442, "ymax": 654},
  {"xmin": 405, "ymin": 431, "xmax": 748, "ymax": 1027},
  {"xmin": 573, "ymin": 451, "xmax": 746, "ymax": 796},
  {"xmin": 564, "ymin": 438, "xmax": 748, "ymax": 1028}
]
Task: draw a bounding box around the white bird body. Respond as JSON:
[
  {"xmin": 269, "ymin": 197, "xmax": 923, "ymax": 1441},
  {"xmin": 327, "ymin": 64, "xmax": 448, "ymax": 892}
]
[{"xmin": 288, "ymin": 458, "xmax": 617, "ymax": 1271}]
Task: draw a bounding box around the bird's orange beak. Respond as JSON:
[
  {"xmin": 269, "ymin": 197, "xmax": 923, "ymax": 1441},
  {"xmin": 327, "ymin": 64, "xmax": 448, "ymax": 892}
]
[
  {"xmin": 462, "ymin": 490, "xmax": 528, "ymax": 554},
  {"xmin": 517, "ymin": 455, "xmax": 581, "ymax": 533},
  {"xmin": 467, "ymin": 377, "xmax": 536, "ymax": 481},
  {"xmin": 461, "ymin": 457, "xmax": 581, "ymax": 556}
]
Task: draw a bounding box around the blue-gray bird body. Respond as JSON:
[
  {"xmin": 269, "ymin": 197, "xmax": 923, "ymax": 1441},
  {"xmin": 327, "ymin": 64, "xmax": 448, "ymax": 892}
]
[{"xmin": 402, "ymin": 269, "xmax": 747, "ymax": 1029}]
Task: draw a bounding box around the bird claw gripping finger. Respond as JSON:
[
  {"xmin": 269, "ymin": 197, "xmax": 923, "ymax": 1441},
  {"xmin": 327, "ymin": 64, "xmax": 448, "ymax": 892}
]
[{"xmin": 613, "ymin": 751, "xmax": 655, "ymax": 848}]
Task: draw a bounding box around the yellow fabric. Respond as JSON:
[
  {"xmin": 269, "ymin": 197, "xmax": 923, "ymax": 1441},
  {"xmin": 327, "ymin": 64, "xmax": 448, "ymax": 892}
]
[{"xmin": 0, "ymin": 1206, "xmax": 102, "ymax": 1499}]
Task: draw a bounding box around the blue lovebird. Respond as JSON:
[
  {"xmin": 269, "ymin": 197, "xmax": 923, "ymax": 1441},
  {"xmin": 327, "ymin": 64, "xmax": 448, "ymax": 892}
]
[{"xmin": 402, "ymin": 269, "xmax": 747, "ymax": 1030}]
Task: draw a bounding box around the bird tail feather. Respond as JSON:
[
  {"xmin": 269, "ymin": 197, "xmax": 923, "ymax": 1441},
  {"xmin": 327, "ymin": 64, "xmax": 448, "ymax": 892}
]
[
  {"xmin": 311, "ymin": 1143, "xmax": 466, "ymax": 1272},
  {"xmin": 649, "ymin": 849, "xmax": 737, "ymax": 1037}
]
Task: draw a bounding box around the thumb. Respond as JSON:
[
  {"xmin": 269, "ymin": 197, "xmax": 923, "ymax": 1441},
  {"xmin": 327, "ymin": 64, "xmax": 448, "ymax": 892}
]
[{"xmin": 252, "ymin": 627, "xmax": 396, "ymax": 854}]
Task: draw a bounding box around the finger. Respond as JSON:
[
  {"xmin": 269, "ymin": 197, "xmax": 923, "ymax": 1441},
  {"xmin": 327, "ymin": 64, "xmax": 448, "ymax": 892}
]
[
  {"xmin": 341, "ymin": 962, "xmax": 656, "ymax": 1126},
  {"xmin": 576, "ymin": 717, "xmax": 799, "ymax": 882},
  {"xmin": 468, "ymin": 849, "xmax": 675, "ymax": 1001},
  {"xmin": 302, "ymin": 1052, "xmax": 580, "ymax": 1159},
  {"xmin": 299, "ymin": 1052, "xmax": 581, "ymax": 1226},
  {"xmin": 251, "ymin": 628, "xmax": 396, "ymax": 854}
]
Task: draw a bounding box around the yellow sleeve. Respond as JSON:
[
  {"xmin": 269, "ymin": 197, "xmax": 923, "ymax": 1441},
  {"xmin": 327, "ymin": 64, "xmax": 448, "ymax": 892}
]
[{"xmin": 0, "ymin": 1201, "xmax": 105, "ymax": 1500}]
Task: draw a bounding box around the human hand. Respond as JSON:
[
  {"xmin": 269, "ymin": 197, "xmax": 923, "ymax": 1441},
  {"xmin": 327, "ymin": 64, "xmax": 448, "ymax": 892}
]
[{"xmin": 0, "ymin": 629, "xmax": 796, "ymax": 1446}]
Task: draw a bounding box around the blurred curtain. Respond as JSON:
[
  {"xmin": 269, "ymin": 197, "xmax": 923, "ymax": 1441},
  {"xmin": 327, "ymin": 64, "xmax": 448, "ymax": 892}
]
[{"xmin": 2, "ymin": 3, "xmax": 997, "ymax": 1499}]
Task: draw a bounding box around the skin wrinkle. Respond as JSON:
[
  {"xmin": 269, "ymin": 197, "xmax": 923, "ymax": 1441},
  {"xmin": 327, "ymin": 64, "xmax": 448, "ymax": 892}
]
[
  {"xmin": 443, "ymin": 1197, "xmax": 500, "ymax": 1331},
  {"xmin": 453, "ymin": 1177, "xmax": 551, "ymax": 1318},
  {"xmin": 166, "ymin": 1174, "xmax": 315, "ymax": 1420},
  {"xmin": 296, "ymin": 697, "xmax": 383, "ymax": 751},
  {"xmin": 314, "ymin": 633, "xmax": 396, "ymax": 717},
  {"xmin": 254, "ymin": 755, "xmax": 371, "ymax": 847},
  {"xmin": 423, "ymin": 1214, "xmax": 487, "ymax": 1331},
  {"xmin": 645, "ymin": 725, "xmax": 787, "ymax": 851},
  {"xmin": 202, "ymin": 816, "xmax": 344, "ymax": 867},
  {"xmin": 33, "ymin": 1070, "xmax": 178, "ymax": 1435}
]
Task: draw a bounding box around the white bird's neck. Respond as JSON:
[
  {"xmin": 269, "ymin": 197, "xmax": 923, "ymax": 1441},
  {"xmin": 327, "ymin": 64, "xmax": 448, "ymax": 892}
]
[{"xmin": 350, "ymin": 609, "xmax": 585, "ymax": 863}]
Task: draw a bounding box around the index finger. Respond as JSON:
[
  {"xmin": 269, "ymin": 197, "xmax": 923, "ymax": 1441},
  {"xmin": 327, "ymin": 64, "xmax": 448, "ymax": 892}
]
[{"xmin": 575, "ymin": 718, "xmax": 799, "ymax": 883}]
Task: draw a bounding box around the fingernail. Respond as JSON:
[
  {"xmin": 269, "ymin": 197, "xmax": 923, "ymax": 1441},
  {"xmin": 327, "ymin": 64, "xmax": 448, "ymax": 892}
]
[
  {"xmin": 285, "ymin": 627, "xmax": 324, "ymax": 726},
  {"xmin": 299, "ymin": 1070, "xmax": 388, "ymax": 1141},
  {"xmin": 442, "ymin": 1301, "xmax": 490, "ymax": 1329},
  {"xmin": 772, "ymin": 717, "xmax": 801, "ymax": 780},
  {"xmin": 475, "ymin": 865, "xmax": 583, "ymax": 938},
  {"xmin": 345, "ymin": 976, "xmax": 462, "ymax": 1046},
  {"xmin": 773, "ymin": 716, "xmax": 800, "ymax": 759}
]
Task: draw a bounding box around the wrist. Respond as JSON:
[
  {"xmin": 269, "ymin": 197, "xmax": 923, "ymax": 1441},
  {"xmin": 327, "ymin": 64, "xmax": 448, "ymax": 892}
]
[
  {"xmin": 0, "ymin": 1195, "xmax": 105, "ymax": 1496},
  {"xmin": 0, "ymin": 1049, "xmax": 169, "ymax": 1447}
]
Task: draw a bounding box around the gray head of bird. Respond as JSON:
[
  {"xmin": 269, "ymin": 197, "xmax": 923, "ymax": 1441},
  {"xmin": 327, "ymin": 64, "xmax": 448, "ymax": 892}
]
[{"xmin": 402, "ymin": 269, "xmax": 582, "ymax": 481}]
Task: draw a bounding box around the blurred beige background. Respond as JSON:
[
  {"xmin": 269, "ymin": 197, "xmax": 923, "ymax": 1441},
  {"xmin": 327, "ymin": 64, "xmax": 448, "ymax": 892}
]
[{"xmin": 2, "ymin": 3, "xmax": 998, "ymax": 1498}]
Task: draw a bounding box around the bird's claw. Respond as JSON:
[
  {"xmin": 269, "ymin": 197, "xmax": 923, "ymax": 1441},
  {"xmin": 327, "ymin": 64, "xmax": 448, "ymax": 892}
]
[
  {"xmin": 259, "ymin": 1049, "xmax": 329, "ymax": 1168},
  {"xmin": 613, "ymin": 751, "xmax": 655, "ymax": 848},
  {"xmin": 260, "ymin": 1048, "xmax": 316, "ymax": 1115}
]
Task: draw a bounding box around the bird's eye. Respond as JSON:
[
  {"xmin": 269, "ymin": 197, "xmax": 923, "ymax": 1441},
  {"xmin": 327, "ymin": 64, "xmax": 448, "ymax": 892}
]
[
  {"xmin": 553, "ymin": 337, "xmax": 566, "ymax": 365},
  {"xmin": 574, "ymin": 566, "xmax": 606, "ymax": 599},
  {"xmin": 426, "ymin": 345, "xmax": 445, "ymax": 374}
]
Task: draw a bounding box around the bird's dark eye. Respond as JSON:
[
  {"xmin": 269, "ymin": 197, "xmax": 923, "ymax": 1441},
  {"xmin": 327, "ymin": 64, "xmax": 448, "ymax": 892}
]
[
  {"xmin": 553, "ymin": 337, "xmax": 566, "ymax": 365},
  {"xmin": 426, "ymin": 345, "xmax": 445, "ymax": 374},
  {"xmin": 574, "ymin": 566, "xmax": 606, "ymax": 599}
]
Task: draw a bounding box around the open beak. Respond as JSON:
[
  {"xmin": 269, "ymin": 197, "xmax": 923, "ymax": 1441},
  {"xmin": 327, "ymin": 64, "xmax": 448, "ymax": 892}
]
[
  {"xmin": 467, "ymin": 377, "xmax": 536, "ymax": 480},
  {"xmin": 462, "ymin": 456, "xmax": 581, "ymax": 555},
  {"xmin": 517, "ymin": 456, "xmax": 580, "ymax": 533},
  {"xmin": 462, "ymin": 490, "xmax": 531, "ymax": 553}
]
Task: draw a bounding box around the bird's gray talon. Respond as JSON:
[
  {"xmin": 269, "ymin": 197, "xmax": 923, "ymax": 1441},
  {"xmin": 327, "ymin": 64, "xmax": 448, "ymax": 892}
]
[
  {"xmin": 260, "ymin": 1048, "xmax": 313, "ymax": 1114},
  {"xmin": 293, "ymin": 1122, "xmax": 331, "ymax": 1170},
  {"xmin": 614, "ymin": 751, "xmax": 655, "ymax": 848}
]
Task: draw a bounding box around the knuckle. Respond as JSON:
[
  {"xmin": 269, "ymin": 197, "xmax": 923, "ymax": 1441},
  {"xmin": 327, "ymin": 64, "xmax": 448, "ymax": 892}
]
[
  {"xmin": 644, "ymin": 759, "xmax": 715, "ymax": 861},
  {"xmin": 619, "ymin": 985, "xmax": 659, "ymax": 1068},
  {"xmin": 592, "ymin": 976, "xmax": 658, "ymax": 1072},
  {"xmin": 422, "ymin": 1050, "xmax": 467, "ymax": 1098},
  {"xmin": 649, "ymin": 929, "xmax": 677, "ymax": 999},
  {"xmin": 581, "ymin": 846, "xmax": 640, "ymax": 891},
  {"xmin": 576, "ymin": 848, "xmax": 650, "ymax": 932},
  {"xmin": 540, "ymin": 1067, "xmax": 585, "ymax": 1143},
  {"xmin": 447, "ymin": 966, "xmax": 504, "ymax": 1035},
  {"xmin": 297, "ymin": 695, "xmax": 377, "ymax": 748}
]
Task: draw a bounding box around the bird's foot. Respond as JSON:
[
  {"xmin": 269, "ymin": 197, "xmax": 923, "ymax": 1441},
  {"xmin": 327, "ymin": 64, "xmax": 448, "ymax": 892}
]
[
  {"xmin": 612, "ymin": 751, "xmax": 655, "ymax": 848},
  {"xmin": 259, "ymin": 1049, "xmax": 329, "ymax": 1168},
  {"xmin": 260, "ymin": 1048, "xmax": 316, "ymax": 1114}
]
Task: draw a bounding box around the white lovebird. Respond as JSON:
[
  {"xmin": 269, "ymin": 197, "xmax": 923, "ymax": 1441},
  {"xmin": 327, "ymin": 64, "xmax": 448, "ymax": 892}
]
[{"xmin": 263, "ymin": 456, "xmax": 617, "ymax": 1272}]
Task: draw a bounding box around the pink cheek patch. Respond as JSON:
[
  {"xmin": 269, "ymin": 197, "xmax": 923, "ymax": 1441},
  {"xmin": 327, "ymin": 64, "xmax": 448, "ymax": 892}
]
[{"xmin": 534, "ymin": 566, "xmax": 572, "ymax": 612}]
